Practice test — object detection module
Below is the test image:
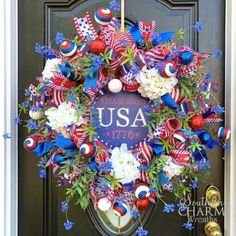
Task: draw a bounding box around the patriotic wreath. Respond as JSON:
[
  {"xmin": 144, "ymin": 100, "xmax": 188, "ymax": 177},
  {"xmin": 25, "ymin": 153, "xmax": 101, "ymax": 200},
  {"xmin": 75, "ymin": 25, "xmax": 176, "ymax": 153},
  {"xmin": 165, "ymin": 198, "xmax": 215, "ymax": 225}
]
[{"xmin": 20, "ymin": 4, "xmax": 230, "ymax": 234}]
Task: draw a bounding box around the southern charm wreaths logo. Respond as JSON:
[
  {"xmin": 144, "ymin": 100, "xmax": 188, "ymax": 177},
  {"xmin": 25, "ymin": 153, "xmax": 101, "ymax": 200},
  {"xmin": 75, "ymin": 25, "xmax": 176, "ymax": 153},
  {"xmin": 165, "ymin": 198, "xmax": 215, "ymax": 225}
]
[{"xmin": 17, "ymin": 1, "xmax": 230, "ymax": 235}]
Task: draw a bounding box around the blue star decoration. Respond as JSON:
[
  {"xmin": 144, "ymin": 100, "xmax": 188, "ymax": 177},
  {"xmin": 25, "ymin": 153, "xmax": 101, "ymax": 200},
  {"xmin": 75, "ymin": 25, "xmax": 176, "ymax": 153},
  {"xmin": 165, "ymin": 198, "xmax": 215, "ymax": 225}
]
[
  {"xmin": 214, "ymin": 50, "xmax": 223, "ymax": 58},
  {"xmin": 61, "ymin": 201, "xmax": 69, "ymax": 213},
  {"xmin": 136, "ymin": 226, "xmax": 149, "ymax": 236},
  {"xmin": 109, "ymin": 0, "xmax": 121, "ymax": 11},
  {"xmin": 39, "ymin": 169, "xmax": 47, "ymax": 179},
  {"xmin": 163, "ymin": 203, "xmax": 175, "ymax": 213},
  {"xmin": 64, "ymin": 220, "xmax": 75, "ymax": 231},
  {"xmin": 194, "ymin": 21, "xmax": 203, "ymax": 33},
  {"xmin": 182, "ymin": 222, "xmax": 194, "ymax": 230},
  {"xmin": 130, "ymin": 209, "xmax": 140, "ymax": 219},
  {"xmin": 55, "ymin": 32, "xmax": 65, "ymax": 44},
  {"xmin": 3, "ymin": 132, "xmax": 11, "ymax": 139}
]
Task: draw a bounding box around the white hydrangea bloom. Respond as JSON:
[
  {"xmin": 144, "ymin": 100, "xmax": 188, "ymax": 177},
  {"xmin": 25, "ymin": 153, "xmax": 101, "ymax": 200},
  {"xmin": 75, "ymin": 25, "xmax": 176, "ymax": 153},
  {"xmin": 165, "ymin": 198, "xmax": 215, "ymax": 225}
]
[
  {"xmin": 110, "ymin": 144, "xmax": 140, "ymax": 184},
  {"xmin": 42, "ymin": 58, "xmax": 62, "ymax": 79},
  {"xmin": 45, "ymin": 102, "xmax": 86, "ymax": 136},
  {"xmin": 162, "ymin": 155, "xmax": 184, "ymax": 179},
  {"xmin": 136, "ymin": 67, "xmax": 178, "ymax": 100}
]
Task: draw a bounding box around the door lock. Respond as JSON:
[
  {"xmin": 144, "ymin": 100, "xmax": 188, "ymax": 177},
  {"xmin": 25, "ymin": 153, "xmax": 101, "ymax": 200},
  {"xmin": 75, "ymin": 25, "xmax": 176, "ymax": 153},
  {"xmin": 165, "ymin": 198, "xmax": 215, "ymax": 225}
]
[
  {"xmin": 205, "ymin": 185, "xmax": 221, "ymax": 208},
  {"xmin": 204, "ymin": 222, "xmax": 222, "ymax": 236}
]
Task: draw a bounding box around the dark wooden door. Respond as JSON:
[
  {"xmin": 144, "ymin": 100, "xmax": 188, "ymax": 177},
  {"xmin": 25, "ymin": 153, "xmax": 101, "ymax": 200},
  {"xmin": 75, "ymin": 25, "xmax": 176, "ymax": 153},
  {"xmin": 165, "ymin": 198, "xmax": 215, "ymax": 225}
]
[{"xmin": 18, "ymin": 0, "xmax": 225, "ymax": 235}]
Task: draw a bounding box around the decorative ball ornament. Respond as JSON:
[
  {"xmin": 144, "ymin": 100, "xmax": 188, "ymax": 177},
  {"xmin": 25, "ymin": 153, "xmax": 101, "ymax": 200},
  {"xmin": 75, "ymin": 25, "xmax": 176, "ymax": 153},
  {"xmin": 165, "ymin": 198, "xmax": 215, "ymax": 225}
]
[
  {"xmin": 112, "ymin": 202, "xmax": 128, "ymax": 216},
  {"xmin": 29, "ymin": 109, "xmax": 43, "ymax": 120},
  {"xmin": 217, "ymin": 127, "xmax": 231, "ymax": 141},
  {"xmin": 179, "ymin": 51, "xmax": 193, "ymax": 65},
  {"xmin": 94, "ymin": 8, "xmax": 112, "ymax": 26},
  {"xmin": 189, "ymin": 115, "xmax": 205, "ymax": 130},
  {"xmin": 98, "ymin": 197, "xmax": 112, "ymax": 212},
  {"xmin": 23, "ymin": 137, "xmax": 38, "ymax": 151},
  {"xmin": 108, "ymin": 79, "xmax": 123, "ymax": 93},
  {"xmin": 60, "ymin": 40, "xmax": 77, "ymax": 57},
  {"xmin": 160, "ymin": 61, "xmax": 177, "ymax": 78},
  {"xmin": 135, "ymin": 198, "xmax": 150, "ymax": 211},
  {"xmin": 173, "ymin": 130, "xmax": 186, "ymax": 143},
  {"xmin": 79, "ymin": 142, "xmax": 96, "ymax": 158},
  {"xmin": 135, "ymin": 184, "xmax": 150, "ymax": 200},
  {"xmin": 199, "ymin": 132, "xmax": 211, "ymax": 145},
  {"xmin": 90, "ymin": 39, "xmax": 106, "ymax": 54}
]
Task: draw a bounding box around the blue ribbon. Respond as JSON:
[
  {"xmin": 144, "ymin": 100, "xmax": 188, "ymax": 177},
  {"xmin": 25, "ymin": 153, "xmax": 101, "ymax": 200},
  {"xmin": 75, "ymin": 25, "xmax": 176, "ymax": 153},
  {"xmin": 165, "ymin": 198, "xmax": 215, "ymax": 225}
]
[
  {"xmin": 33, "ymin": 133, "xmax": 76, "ymax": 157},
  {"xmin": 129, "ymin": 22, "xmax": 144, "ymax": 48},
  {"xmin": 58, "ymin": 61, "xmax": 76, "ymax": 81},
  {"xmin": 54, "ymin": 133, "xmax": 76, "ymax": 150},
  {"xmin": 161, "ymin": 93, "xmax": 179, "ymax": 109},
  {"xmin": 148, "ymin": 141, "xmax": 163, "ymax": 156},
  {"xmin": 152, "ymin": 32, "xmax": 174, "ymax": 46},
  {"xmin": 202, "ymin": 108, "xmax": 215, "ymax": 119},
  {"xmin": 84, "ymin": 66, "xmax": 98, "ymax": 94},
  {"xmin": 34, "ymin": 140, "xmax": 54, "ymax": 157},
  {"xmin": 193, "ymin": 148, "xmax": 207, "ymax": 161},
  {"xmin": 158, "ymin": 171, "xmax": 170, "ymax": 186}
]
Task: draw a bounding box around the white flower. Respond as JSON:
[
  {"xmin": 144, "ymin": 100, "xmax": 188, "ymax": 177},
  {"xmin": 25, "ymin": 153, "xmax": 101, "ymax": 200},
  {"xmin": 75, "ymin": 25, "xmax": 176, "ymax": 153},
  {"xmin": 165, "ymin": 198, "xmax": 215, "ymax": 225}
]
[
  {"xmin": 45, "ymin": 102, "xmax": 86, "ymax": 136},
  {"xmin": 109, "ymin": 144, "xmax": 140, "ymax": 184},
  {"xmin": 42, "ymin": 58, "xmax": 62, "ymax": 79},
  {"xmin": 162, "ymin": 155, "xmax": 184, "ymax": 179},
  {"xmin": 136, "ymin": 67, "xmax": 178, "ymax": 100}
]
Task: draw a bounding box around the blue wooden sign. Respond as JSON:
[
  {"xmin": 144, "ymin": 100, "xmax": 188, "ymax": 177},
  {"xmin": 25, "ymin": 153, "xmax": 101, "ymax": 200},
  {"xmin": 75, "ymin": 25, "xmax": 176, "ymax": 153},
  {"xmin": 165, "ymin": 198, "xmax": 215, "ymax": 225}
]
[{"xmin": 93, "ymin": 91, "xmax": 151, "ymax": 149}]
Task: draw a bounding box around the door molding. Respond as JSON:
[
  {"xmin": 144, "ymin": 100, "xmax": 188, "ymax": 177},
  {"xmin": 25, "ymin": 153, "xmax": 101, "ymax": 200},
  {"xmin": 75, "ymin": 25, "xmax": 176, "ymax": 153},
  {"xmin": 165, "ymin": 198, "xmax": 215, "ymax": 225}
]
[
  {"xmin": 1, "ymin": 0, "xmax": 235, "ymax": 236},
  {"xmin": 224, "ymin": 0, "xmax": 236, "ymax": 235},
  {"xmin": 1, "ymin": 0, "xmax": 18, "ymax": 236}
]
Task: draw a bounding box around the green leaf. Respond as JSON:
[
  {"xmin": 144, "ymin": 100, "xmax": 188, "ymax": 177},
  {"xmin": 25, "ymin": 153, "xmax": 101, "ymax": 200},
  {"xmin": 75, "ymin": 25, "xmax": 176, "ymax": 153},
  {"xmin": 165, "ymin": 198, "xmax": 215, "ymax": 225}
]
[{"xmin": 177, "ymin": 28, "xmax": 185, "ymax": 41}]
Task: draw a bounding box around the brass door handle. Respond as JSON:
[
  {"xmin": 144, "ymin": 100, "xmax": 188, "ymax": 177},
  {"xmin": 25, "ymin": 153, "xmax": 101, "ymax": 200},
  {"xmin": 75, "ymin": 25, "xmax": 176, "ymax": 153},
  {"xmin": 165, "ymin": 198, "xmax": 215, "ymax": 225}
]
[
  {"xmin": 204, "ymin": 222, "xmax": 222, "ymax": 236},
  {"xmin": 206, "ymin": 185, "xmax": 221, "ymax": 208}
]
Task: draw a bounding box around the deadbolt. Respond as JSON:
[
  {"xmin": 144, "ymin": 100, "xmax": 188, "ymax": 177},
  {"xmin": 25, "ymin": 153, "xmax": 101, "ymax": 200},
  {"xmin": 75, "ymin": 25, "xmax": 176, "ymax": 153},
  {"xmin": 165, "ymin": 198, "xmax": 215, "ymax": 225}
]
[
  {"xmin": 206, "ymin": 185, "xmax": 221, "ymax": 208},
  {"xmin": 204, "ymin": 222, "xmax": 222, "ymax": 236}
]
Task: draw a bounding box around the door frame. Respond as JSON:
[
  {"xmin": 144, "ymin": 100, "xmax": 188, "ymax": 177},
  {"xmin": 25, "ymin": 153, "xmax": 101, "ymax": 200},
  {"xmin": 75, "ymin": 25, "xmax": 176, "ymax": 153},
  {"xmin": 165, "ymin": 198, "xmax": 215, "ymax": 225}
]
[{"xmin": 0, "ymin": 0, "xmax": 235, "ymax": 235}]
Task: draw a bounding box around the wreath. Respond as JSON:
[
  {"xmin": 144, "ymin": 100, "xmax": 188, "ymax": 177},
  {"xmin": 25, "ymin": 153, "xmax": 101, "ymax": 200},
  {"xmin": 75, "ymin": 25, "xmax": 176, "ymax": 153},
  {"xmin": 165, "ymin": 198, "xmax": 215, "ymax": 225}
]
[{"xmin": 19, "ymin": 2, "xmax": 230, "ymax": 234}]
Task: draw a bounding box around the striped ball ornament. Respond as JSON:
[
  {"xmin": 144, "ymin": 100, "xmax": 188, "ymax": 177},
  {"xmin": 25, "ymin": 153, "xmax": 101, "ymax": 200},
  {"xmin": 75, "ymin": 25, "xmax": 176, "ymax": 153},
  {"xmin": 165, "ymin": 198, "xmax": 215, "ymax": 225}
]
[
  {"xmin": 160, "ymin": 61, "xmax": 177, "ymax": 78},
  {"xmin": 79, "ymin": 142, "xmax": 96, "ymax": 158},
  {"xmin": 60, "ymin": 40, "xmax": 77, "ymax": 57},
  {"xmin": 217, "ymin": 127, "xmax": 231, "ymax": 141},
  {"xmin": 113, "ymin": 202, "xmax": 128, "ymax": 217},
  {"xmin": 135, "ymin": 184, "xmax": 150, "ymax": 200},
  {"xmin": 94, "ymin": 8, "xmax": 112, "ymax": 26},
  {"xmin": 23, "ymin": 137, "xmax": 38, "ymax": 151}
]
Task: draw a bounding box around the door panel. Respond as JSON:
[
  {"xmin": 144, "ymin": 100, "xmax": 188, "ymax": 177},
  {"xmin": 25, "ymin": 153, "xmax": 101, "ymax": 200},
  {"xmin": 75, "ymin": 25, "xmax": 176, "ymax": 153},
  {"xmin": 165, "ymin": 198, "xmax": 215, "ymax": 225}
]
[{"xmin": 18, "ymin": 0, "xmax": 225, "ymax": 235}]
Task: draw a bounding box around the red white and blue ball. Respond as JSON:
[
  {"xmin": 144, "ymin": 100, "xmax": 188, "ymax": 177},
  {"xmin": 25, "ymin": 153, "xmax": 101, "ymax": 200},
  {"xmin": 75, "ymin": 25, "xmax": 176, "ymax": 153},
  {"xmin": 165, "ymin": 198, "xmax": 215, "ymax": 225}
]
[
  {"xmin": 94, "ymin": 8, "xmax": 112, "ymax": 26},
  {"xmin": 173, "ymin": 130, "xmax": 186, "ymax": 143},
  {"xmin": 79, "ymin": 142, "xmax": 96, "ymax": 158},
  {"xmin": 217, "ymin": 127, "xmax": 231, "ymax": 141},
  {"xmin": 179, "ymin": 51, "xmax": 193, "ymax": 65},
  {"xmin": 60, "ymin": 40, "xmax": 77, "ymax": 57},
  {"xmin": 97, "ymin": 197, "xmax": 112, "ymax": 212},
  {"xmin": 23, "ymin": 137, "xmax": 38, "ymax": 151},
  {"xmin": 160, "ymin": 61, "xmax": 177, "ymax": 78},
  {"xmin": 135, "ymin": 184, "xmax": 150, "ymax": 200},
  {"xmin": 113, "ymin": 202, "xmax": 128, "ymax": 217}
]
